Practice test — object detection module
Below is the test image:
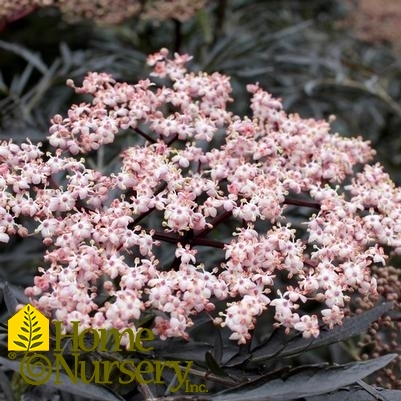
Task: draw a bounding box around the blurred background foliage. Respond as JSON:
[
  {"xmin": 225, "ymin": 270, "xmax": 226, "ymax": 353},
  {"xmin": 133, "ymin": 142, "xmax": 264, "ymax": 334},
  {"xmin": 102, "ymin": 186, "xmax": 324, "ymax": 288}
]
[{"xmin": 1, "ymin": 0, "xmax": 401, "ymax": 397}]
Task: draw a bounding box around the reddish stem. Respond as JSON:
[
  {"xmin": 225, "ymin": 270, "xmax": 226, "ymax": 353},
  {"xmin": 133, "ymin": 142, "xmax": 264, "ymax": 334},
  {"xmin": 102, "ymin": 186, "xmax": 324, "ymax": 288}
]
[
  {"xmin": 196, "ymin": 210, "xmax": 233, "ymax": 238},
  {"xmin": 151, "ymin": 230, "xmax": 226, "ymax": 249},
  {"xmin": 284, "ymin": 197, "xmax": 321, "ymax": 209},
  {"xmin": 133, "ymin": 127, "xmax": 157, "ymax": 144}
]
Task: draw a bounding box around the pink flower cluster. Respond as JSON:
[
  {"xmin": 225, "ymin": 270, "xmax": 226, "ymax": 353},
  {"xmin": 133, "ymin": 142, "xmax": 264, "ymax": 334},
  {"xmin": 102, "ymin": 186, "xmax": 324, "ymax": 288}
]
[{"xmin": 2, "ymin": 49, "xmax": 400, "ymax": 344}]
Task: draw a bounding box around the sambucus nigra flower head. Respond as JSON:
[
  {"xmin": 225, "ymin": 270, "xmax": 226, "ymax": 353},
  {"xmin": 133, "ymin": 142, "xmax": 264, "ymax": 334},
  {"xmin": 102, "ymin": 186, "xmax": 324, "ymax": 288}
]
[{"xmin": 2, "ymin": 49, "xmax": 399, "ymax": 344}]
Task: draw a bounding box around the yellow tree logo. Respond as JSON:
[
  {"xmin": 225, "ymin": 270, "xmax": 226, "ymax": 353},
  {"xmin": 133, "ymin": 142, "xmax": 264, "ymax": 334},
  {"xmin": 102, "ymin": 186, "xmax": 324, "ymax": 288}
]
[{"xmin": 8, "ymin": 304, "xmax": 49, "ymax": 351}]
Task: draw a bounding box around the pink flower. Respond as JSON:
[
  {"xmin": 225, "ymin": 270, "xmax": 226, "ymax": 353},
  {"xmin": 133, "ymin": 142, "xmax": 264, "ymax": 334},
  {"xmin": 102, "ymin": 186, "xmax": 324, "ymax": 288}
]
[
  {"xmin": 321, "ymin": 306, "xmax": 344, "ymax": 329},
  {"xmin": 0, "ymin": 229, "xmax": 10, "ymax": 243},
  {"xmin": 293, "ymin": 315, "xmax": 320, "ymax": 338}
]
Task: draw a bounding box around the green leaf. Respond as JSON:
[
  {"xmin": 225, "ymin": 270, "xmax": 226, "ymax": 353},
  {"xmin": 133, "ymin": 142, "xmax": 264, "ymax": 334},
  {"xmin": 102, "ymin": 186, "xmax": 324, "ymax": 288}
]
[
  {"xmin": 17, "ymin": 335, "xmax": 28, "ymax": 342},
  {"xmin": 13, "ymin": 341, "xmax": 26, "ymax": 349},
  {"xmin": 20, "ymin": 327, "xmax": 29, "ymax": 333},
  {"xmin": 213, "ymin": 354, "xmax": 397, "ymax": 401},
  {"xmin": 31, "ymin": 334, "xmax": 42, "ymax": 341},
  {"xmin": 32, "ymin": 327, "xmax": 40, "ymax": 333},
  {"xmin": 30, "ymin": 342, "xmax": 43, "ymax": 349}
]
